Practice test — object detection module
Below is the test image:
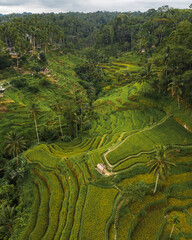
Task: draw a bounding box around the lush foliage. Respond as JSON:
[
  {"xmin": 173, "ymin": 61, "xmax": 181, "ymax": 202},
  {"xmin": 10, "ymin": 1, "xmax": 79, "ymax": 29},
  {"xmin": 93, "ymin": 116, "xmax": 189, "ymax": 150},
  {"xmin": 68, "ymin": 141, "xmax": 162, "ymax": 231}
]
[{"xmin": 0, "ymin": 5, "xmax": 192, "ymax": 240}]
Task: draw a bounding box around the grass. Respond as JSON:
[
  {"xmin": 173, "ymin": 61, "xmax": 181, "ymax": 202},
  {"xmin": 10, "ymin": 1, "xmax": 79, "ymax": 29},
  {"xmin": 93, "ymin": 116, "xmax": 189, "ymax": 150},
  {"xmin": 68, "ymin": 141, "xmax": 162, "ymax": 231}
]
[
  {"xmin": 100, "ymin": 55, "xmax": 141, "ymax": 87},
  {"xmin": 90, "ymin": 83, "xmax": 165, "ymax": 136},
  {"xmin": 107, "ymin": 132, "xmax": 155, "ymax": 165},
  {"xmin": 29, "ymin": 169, "xmax": 50, "ymax": 240},
  {"xmin": 80, "ymin": 185, "xmax": 118, "ymax": 240},
  {"xmin": 20, "ymin": 182, "xmax": 40, "ymax": 240},
  {"xmin": 59, "ymin": 161, "xmax": 79, "ymax": 240},
  {"xmin": 162, "ymin": 210, "xmax": 192, "ymax": 239},
  {"xmin": 4, "ymin": 52, "xmax": 192, "ymax": 240},
  {"xmin": 107, "ymin": 116, "xmax": 192, "ymax": 166},
  {"xmin": 0, "ymin": 53, "xmax": 87, "ymax": 149},
  {"xmin": 131, "ymin": 209, "xmax": 164, "ymax": 240},
  {"xmin": 41, "ymin": 171, "xmax": 64, "ymax": 240},
  {"xmin": 21, "ymin": 107, "xmax": 192, "ymax": 240},
  {"xmin": 117, "ymin": 210, "xmax": 134, "ymax": 240},
  {"xmin": 53, "ymin": 174, "xmax": 70, "ymax": 240},
  {"xmin": 113, "ymin": 152, "xmax": 153, "ymax": 172},
  {"xmin": 70, "ymin": 185, "xmax": 87, "ymax": 240},
  {"xmin": 25, "ymin": 144, "xmax": 61, "ymax": 168}
]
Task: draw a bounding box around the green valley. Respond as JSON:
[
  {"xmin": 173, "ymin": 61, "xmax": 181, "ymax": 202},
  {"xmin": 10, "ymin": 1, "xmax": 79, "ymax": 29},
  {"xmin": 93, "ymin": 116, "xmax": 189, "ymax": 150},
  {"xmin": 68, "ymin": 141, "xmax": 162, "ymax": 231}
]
[{"xmin": 0, "ymin": 6, "xmax": 192, "ymax": 240}]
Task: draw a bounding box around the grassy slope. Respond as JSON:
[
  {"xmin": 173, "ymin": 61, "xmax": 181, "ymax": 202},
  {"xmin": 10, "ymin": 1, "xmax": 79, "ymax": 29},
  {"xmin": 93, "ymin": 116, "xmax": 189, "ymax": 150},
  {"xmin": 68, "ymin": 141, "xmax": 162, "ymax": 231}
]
[
  {"xmin": 5, "ymin": 52, "xmax": 192, "ymax": 240},
  {"xmin": 0, "ymin": 53, "xmax": 86, "ymax": 149}
]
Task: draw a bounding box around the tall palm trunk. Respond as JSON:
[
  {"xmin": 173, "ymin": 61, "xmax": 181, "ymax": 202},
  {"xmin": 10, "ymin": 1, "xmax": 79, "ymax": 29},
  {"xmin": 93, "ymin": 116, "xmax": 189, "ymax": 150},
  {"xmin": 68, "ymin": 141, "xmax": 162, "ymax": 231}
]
[
  {"xmin": 44, "ymin": 44, "xmax": 47, "ymax": 55},
  {"xmin": 177, "ymin": 95, "xmax": 180, "ymax": 111},
  {"xmin": 58, "ymin": 115, "xmax": 64, "ymax": 140},
  {"xmin": 80, "ymin": 102, "xmax": 83, "ymax": 133},
  {"xmin": 34, "ymin": 114, "xmax": 39, "ymax": 144},
  {"xmin": 169, "ymin": 224, "xmax": 175, "ymax": 238},
  {"xmin": 16, "ymin": 153, "xmax": 19, "ymax": 168},
  {"xmin": 13, "ymin": 151, "xmax": 19, "ymax": 168},
  {"xmin": 153, "ymin": 173, "xmax": 160, "ymax": 194},
  {"xmin": 16, "ymin": 57, "xmax": 19, "ymax": 69},
  {"xmin": 75, "ymin": 121, "xmax": 78, "ymax": 137},
  {"xmin": 171, "ymin": 87, "xmax": 174, "ymax": 97}
]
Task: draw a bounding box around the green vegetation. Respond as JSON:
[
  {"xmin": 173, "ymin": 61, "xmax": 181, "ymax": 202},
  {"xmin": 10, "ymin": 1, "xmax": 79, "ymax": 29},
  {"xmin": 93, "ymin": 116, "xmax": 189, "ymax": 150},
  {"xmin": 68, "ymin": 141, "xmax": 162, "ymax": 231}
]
[
  {"xmin": 80, "ymin": 185, "xmax": 118, "ymax": 240},
  {"xmin": 0, "ymin": 5, "xmax": 192, "ymax": 240},
  {"xmin": 147, "ymin": 145, "xmax": 176, "ymax": 194}
]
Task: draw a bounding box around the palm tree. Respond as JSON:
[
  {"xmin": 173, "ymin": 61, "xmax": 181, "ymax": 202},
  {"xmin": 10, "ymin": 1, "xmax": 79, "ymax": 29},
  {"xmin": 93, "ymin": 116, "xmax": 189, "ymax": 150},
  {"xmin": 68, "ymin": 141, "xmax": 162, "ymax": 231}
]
[
  {"xmin": 29, "ymin": 103, "xmax": 40, "ymax": 144},
  {"xmin": 51, "ymin": 100, "xmax": 64, "ymax": 140},
  {"xmin": 169, "ymin": 214, "xmax": 180, "ymax": 238},
  {"xmin": 4, "ymin": 131, "xmax": 26, "ymax": 167},
  {"xmin": 167, "ymin": 80, "xmax": 183, "ymax": 110},
  {"xmin": 162, "ymin": 46, "xmax": 170, "ymax": 76},
  {"xmin": 73, "ymin": 112, "xmax": 79, "ymax": 137},
  {"xmin": 147, "ymin": 145, "xmax": 176, "ymax": 194},
  {"xmin": 0, "ymin": 205, "xmax": 16, "ymax": 237},
  {"xmin": 139, "ymin": 62, "xmax": 157, "ymax": 91}
]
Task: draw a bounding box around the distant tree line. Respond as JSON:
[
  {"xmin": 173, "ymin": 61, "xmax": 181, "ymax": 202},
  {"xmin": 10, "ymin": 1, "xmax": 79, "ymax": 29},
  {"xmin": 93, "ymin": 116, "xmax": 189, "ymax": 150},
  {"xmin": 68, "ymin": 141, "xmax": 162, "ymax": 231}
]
[
  {"xmin": 85, "ymin": 6, "xmax": 192, "ymax": 105},
  {"xmin": 1, "ymin": 6, "xmax": 192, "ymax": 105},
  {"xmin": 0, "ymin": 11, "xmax": 119, "ymax": 55}
]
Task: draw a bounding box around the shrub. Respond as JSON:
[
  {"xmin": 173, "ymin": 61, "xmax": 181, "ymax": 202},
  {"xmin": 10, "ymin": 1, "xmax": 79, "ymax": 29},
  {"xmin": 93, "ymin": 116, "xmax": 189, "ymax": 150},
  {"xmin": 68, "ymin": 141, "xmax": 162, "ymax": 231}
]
[
  {"xmin": 33, "ymin": 66, "xmax": 41, "ymax": 73},
  {"xmin": 39, "ymin": 53, "xmax": 46, "ymax": 63},
  {"xmin": 10, "ymin": 78, "xmax": 28, "ymax": 89},
  {"xmin": 0, "ymin": 55, "xmax": 11, "ymax": 69},
  {"xmin": 122, "ymin": 181, "xmax": 150, "ymax": 204},
  {"xmin": 40, "ymin": 127, "xmax": 59, "ymax": 142},
  {"xmin": 27, "ymin": 85, "xmax": 39, "ymax": 94},
  {"xmin": 40, "ymin": 79, "xmax": 51, "ymax": 87}
]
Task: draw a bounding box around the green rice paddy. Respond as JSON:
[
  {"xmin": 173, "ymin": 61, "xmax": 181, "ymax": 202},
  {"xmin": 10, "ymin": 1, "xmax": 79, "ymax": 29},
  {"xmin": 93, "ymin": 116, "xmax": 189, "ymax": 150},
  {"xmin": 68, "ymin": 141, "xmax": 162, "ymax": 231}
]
[{"xmin": 2, "ymin": 54, "xmax": 192, "ymax": 239}]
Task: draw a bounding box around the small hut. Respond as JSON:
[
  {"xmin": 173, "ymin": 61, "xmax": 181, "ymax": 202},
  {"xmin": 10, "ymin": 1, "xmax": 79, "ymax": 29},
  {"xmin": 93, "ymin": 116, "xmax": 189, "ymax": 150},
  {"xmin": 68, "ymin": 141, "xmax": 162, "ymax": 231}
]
[
  {"xmin": 10, "ymin": 52, "xmax": 19, "ymax": 59},
  {"xmin": 140, "ymin": 48, "xmax": 145, "ymax": 53},
  {"xmin": 96, "ymin": 163, "xmax": 106, "ymax": 175},
  {"xmin": 0, "ymin": 85, "xmax": 5, "ymax": 93}
]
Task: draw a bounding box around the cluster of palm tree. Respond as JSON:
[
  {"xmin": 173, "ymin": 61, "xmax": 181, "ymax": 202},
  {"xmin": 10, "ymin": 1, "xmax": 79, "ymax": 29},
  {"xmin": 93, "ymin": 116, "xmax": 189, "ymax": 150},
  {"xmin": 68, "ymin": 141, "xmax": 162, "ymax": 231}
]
[
  {"xmin": 28, "ymin": 103, "xmax": 40, "ymax": 144},
  {"xmin": 0, "ymin": 205, "xmax": 16, "ymax": 237},
  {"xmin": 1, "ymin": 133, "xmax": 27, "ymax": 238},
  {"xmin": 4, "ymin": 131, "xmax": 26, "ymax": 167},
  {"xmin": 147, "ymin": 145, "xmax": 176, "ymax": 193},
  {"xmin": 167, "ymin": 80, "xmax": 183, "ymax": 110},
  {"xmin": 51, "ymin": 99, "xmax": 65, "ymax": 140},
  {"xmin": 169, "ymin": 214, "xmax": 180, "ymax": 238}
]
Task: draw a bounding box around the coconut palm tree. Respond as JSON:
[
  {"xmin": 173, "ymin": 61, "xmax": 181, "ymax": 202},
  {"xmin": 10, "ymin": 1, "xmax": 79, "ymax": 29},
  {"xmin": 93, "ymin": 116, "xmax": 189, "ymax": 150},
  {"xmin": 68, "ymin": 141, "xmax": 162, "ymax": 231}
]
[
  {"xmin": 0, "ymin": 205, "xmax": 15, "ymax": 237},
  {"xmin": 147, "ymin": 145, "xmax": 176, "ymax": 194},
  {"xmin": 50, "ymin": 99, "xmax": 64, "ymax": 141},
  {"xmin": 139, "ymin": 62, "xmax": 154, "ymax": 83},
  {"xmin": 167, "ymin": 80, "xmax": 183, "ymax": 110},
  {"xmin": 4, "ymin": 131, "xmax": 26, "ymax": 167},
  {"xmin": 73, "ymin": 112, "xmax": 79, "ymax": 137},
  {"xmin": 29, "ymin": 103, "xmax": 40, "ymax": 144},
  {"xmin": 169, "ymin": 214, "xmax": 180, "ymax": 238}
]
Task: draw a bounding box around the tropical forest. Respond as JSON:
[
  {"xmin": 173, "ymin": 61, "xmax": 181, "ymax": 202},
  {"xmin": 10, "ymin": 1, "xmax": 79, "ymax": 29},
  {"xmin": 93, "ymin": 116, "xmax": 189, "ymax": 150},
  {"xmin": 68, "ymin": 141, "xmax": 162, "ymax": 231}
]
[{"xmin": 0, "ymin": 5, "xmax": 192, "ymax": 240}]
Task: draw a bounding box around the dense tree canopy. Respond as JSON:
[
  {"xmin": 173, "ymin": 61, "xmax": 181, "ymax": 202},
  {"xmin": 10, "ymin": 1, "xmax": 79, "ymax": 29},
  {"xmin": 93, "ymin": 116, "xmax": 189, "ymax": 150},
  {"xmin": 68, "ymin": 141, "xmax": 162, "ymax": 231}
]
[{"xmin": 0, "ymin": 6, "xmax": 192, "ymax": 240}]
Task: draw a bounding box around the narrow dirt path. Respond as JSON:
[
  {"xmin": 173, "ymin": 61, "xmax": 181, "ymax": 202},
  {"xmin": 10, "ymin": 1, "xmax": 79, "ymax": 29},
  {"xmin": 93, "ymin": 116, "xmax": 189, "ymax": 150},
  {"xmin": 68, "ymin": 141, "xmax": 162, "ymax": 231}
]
[
  {"xmin": 112, "ymin": 149, "xmax": 155, "ymax": 169},
  {"xmin": 103, "ymin": 114, "xmax": 171, "ymax": 169},
  {"xmin": 113, "ymin": 199, "xmax": 124, "ymax": 240}
]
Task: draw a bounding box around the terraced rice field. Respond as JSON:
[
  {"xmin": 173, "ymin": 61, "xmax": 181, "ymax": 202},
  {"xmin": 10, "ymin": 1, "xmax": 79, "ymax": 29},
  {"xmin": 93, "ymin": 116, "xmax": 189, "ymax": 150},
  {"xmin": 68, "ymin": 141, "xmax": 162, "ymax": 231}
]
[
  {"xmin": 8, "ymin": 55, "xmax": 192, "ymax": 239},
  {"xmin": 100, "ymin": 59, "xmax": 141, "ymax": 86},
  {"xmin": 0, "ymin": 55, "xmax": 87, "ymax": 149},
  {"xmin": 21, "ymin": 95, "xmax": 192, "ymax": 239}
]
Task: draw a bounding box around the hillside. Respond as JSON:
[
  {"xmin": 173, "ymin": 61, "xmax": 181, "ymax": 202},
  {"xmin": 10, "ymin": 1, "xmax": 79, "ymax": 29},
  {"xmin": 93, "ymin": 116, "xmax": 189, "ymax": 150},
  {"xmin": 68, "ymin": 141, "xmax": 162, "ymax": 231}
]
[
  {"xmin": 18, "ymin": 85, "xmax": 192, "ymax": 240},
  {"xmin": 0, "ymin": 8, "xmax": 192, "ymax": 240},
  {"xmin": 1, "ymin": 53, "xmax": 190, "ymax": 240}
]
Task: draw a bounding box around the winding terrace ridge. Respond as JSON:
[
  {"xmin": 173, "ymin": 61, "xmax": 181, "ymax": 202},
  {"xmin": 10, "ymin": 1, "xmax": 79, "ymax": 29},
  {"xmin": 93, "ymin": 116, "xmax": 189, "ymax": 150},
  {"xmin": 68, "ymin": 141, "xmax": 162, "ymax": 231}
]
[{"xmin": 103, "ymin": 114, "xmax": 171, "ymax": 169}]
